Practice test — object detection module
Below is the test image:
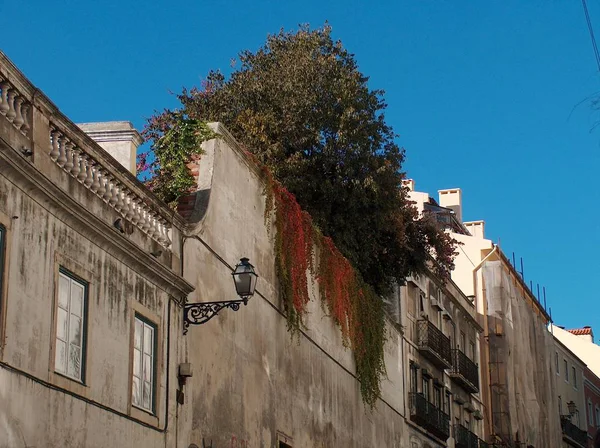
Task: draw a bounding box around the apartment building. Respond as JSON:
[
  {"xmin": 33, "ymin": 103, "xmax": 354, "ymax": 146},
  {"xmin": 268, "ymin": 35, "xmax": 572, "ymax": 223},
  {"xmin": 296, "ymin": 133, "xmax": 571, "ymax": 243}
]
[
  {"xmin": 553, "ymin": 325, "xmax": 600, "ymax": 448},
  {"xmin": 406, "ymin": 180, "xmax": 562, "ymax": 447}
]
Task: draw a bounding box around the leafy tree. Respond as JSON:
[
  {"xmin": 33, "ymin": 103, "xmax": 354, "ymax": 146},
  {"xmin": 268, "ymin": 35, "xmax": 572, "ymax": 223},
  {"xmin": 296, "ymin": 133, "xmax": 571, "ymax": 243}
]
[{"xmin": 143, "ymin": 24, "xmax": 457, "ymax": 294}]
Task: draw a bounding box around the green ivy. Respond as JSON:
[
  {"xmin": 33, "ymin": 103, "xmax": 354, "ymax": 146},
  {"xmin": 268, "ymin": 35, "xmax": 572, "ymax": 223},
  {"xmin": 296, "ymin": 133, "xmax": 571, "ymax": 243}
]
[{"xmin": 141, "ymin": 116, "xmax": 216, "ymax": 206}]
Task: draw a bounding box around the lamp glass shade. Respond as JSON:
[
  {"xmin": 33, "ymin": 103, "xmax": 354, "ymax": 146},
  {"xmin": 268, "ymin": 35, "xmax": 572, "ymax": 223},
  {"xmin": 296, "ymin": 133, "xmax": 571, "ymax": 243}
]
[
  {"xmin": 232, "ymin": 258, "xmax": 258, "ymax": 298},
  {"xmin": 567, "ymin": 401, "xmax": 576, "ymax": 415}
]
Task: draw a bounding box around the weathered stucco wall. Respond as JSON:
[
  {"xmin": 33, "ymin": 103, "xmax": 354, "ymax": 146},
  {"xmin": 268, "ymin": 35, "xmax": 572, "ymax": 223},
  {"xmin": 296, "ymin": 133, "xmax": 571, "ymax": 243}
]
[
  {"xmin": 0, "ymin": 169, "xmax": 188, "ymax": 447},
  {"xmin": 182, "ymin": 127, "xmax": 408, "ymax": 448}
]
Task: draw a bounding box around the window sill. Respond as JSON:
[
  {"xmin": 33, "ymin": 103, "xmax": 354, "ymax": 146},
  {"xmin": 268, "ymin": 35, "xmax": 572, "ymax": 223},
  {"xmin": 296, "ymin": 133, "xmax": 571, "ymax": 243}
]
[
  {"xmin": 130, "ymin": 404, "xmax": 159, "ymax": 427},
  {"xmin": 49, "ymin": 370, "xmax": 89, "ymax": 397}
]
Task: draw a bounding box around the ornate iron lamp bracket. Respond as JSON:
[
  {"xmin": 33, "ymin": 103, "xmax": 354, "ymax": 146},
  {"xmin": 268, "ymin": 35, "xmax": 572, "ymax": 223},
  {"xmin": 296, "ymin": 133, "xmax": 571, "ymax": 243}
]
[{"xmin": 183, "ymin": 298, "xmax": 248, "ymax": 334}]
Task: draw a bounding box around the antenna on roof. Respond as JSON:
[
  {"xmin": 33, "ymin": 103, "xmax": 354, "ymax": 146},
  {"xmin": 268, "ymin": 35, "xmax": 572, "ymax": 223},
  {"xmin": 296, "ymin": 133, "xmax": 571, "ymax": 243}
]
[
  {"xmin": 520, "ymin": 257, "xmax": 524, "ymax": 280},
  {"xmin": 543, "ymin": 287, "xmax": 547, "ymax": 311}
]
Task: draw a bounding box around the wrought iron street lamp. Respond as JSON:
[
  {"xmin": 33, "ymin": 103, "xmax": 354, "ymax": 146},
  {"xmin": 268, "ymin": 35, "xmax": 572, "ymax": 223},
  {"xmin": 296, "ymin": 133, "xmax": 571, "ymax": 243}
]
[
  {"xmin": 567, "ymin": 400, "xmax": 577, "ymax": 416},
  {"xmin": 183, "ymin": 258, "xmax": 258, "ymax": 334}
]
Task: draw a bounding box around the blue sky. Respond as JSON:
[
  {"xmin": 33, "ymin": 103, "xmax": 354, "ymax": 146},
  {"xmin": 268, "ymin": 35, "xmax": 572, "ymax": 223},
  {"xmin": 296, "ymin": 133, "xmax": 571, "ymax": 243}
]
[{"xmin": 4, "ymin": 1, "xmax": 600, "ymax": 334}]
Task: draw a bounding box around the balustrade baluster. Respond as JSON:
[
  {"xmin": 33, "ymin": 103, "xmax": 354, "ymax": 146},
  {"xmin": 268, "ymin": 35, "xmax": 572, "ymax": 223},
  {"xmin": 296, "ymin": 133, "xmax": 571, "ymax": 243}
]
[
  {"xmin": 5, "ymin": 90, "xmax": 16, "ymax": 121},
  {"xmin": 120, "ymin": 191, "xmax": 131, "ymax": 216},
  {"xmin": 19, "ymin": 103, "xmax": 30, "ymax": 133},
  {"xmin": 109, "ymin": 181, "xmax": 119, "ymax": 205},
  {"xmin": 57, "ymin": 136, "xmax": 68, "ymax": 167},
  {"xmin": 77, "ymin": 155, "xmax": 88, "ymax": 182},
  {"xmin": 160, "ymin": 221, "xmax": 171, "ymax": 246},
  {"xmin": 131, "ymin": 201, "xmax": 141, "ymax": 224},
  {"xmin": 64, "ymin": 142, "xmax": 74, "ymax": 172},
  {"xmin": 90, "ymin": 164, "xmax": 100, "ymax": 192},
  {"xmin": 83, "ymin": 160, "xmax": 94, "ymax": 187},
  {"xmin": 97, "ymin": 170, "xmax": 106, "ymax": 196},
  {"xmin": 70, "ymin": 150, "xmax": 81, "ymax": 178},
  {"xmin": 142, "ymin": 210, "xmax": 152, "ymax": 232},
  {"xmin": 102, "ymin": 177, "xmax": 113, "ymax": 201},
  {"xmin": 0, "ymin": 82, "xmax": 9, "ymax": 115},
  {"xmin": 125, "ymin": 195, "xmax": 137, "ymax": 220},
  {"xmin": 149, "ymin": 216, "xmax": 160, "ymax": 239},
  {"xmin": 12, "ymin": 97, "xmax": 24, "ymax": 128},
  {"xmin": 50, "ymin": 130, "xmax": 61, "ymax": 160},
  {"xmin": 137, "ymin": 207, "xmax": 147, "ymax": 229},
  {"xmin": 115, "ymin": 187, "xmax": 125, "ymax": 212}
]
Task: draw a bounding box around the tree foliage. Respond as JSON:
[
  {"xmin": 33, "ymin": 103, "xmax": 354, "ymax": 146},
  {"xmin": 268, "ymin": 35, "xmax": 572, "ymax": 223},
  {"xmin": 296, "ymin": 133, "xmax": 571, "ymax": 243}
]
[{"xmin": 144, "ymin": 24, "xmax": 457, "ymax": 295}]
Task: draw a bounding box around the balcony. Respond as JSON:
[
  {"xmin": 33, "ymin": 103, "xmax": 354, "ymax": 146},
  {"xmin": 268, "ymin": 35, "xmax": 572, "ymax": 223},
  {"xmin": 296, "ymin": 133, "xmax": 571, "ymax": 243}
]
[
  {"xmin": 454, "ymin": 424, "xmax": 479, "ymax": 448},
  {"xmin": 409, "ymin": 392, "xmax": 450, "ymax": 440},
  {"xmin": 449, "ymin": 349, "xmax": 479, "ymax": 393},
  {"xmin": 417, "ymin": 319, "xmax": 452, "ymax": 369},
  {"xmin": 561, "ymin": 417, "xmax": 588, "ymax": 447},
  {"xmin": 478, "ymin": 441, "xmax": 490, "ymax": 448}
]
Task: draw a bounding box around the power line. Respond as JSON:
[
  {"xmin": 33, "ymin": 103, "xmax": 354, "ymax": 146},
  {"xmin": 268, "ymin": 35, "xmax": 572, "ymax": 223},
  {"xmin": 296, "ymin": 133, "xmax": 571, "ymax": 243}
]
[{"xmin": 582, "ymin": 0, "xmax": 600, "ymax": 72}]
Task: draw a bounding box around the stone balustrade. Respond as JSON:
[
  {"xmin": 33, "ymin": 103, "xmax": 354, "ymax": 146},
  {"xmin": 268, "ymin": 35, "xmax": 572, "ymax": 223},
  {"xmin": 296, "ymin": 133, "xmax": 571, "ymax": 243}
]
[
  {"xmin": 0, "ymin": 77, "xmax": 31, "ymax": 136},
  {"xmin": 48, "ymin": 123, "xmax": 172, "ymax": 247},
  {"xmin": 0, "ymin": 51, "xmax": 176, "ymax": 249}
]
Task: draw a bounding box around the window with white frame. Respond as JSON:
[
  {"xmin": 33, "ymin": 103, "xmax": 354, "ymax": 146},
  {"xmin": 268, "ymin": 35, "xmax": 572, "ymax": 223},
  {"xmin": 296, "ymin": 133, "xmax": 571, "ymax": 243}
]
[
  {"xmin": 572, "ymin": 367, "xmax": 577, "ymax": 388},
  {"xmin": 55, "ymin": 269, "xmax": 87, "ymax": 382},
  {"xmin": 132, "ymin": 315, "xmax": 156, "ymax": 413},
  {"xmin": 596, "ymin": 406, "xmax": 600, "ymax": 429},
  {"xmin": 564, "ymin": 359, "xmax": 569, "ymax": 382}
]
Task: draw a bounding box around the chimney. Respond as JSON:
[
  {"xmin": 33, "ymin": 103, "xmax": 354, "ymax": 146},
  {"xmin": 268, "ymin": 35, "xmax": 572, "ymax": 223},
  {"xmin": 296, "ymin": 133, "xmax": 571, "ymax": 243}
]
[
  {"xmin": 78, "ymin": 121, "xmax": 143, "ymax": 175},
  {"xmin": 402, "ymin": 179, "xmax": 415, "ymax": 192},
  {"xmin": 464, "ymin": 220, "xmax": 485, "ymax": 238},
  {"xmin": 438, "ymin": 188, "xmax": 462, "ymax": 223}
]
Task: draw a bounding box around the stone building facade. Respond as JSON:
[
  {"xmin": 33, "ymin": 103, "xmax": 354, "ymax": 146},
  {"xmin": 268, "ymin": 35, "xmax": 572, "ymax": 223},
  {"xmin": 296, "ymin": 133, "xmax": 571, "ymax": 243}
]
[{"xmin": 0, "ymin": 52, "xmax": 194, "ymax": 447}]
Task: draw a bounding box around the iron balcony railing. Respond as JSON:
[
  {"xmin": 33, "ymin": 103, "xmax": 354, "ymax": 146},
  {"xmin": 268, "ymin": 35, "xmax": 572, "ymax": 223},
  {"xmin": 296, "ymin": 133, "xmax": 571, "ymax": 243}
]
[
  {"xmin": 561, "ymin": 417, "xmax": 588, "ymax": 447},
  {"xmin": 409, "ymin": 392, "xmax": 450, "ymax": 440},
  {"xmin": 454, "ymin": 424, "xmax": 479, "ymax": 448},
  {"xmin": 478, "ymin": 441, "xmax": 490, "ymax": 448},
  {"xmin": 417, "ymin": 319, "xmax": 452, "ymax": 369},
  {"xmin": 450, "ymin": 349, "xmax": 480, "ymax": 393}
]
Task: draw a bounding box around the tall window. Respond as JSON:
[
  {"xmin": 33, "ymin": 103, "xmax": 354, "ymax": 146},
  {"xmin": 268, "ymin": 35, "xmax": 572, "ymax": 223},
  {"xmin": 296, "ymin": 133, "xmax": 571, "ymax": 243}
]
[
  {"xmin": 55, "ymin": 269, "xmax": 87, "ymax": 382},
  {"xmin": 460, "ymin": 332, "xmax": 466, "ymax": 351},
  {"xmin": 445, "ymin": 391, "xmax": 451, "ymax": 416},
  {"xmin": 596, "ymin": 406, "xmax": 600, "ymax": 428},
  {"xmin": 469, "ymin": 341, "xmax": 476, "ymax": 361},
  {"xmin": 409, "ymin": 363, "xmax": 418, "ymax": 393},
  {"xmin": 422, "ymin": 376, "xmax": 430, "ymax": 400},
  {"xmin": 434, "ymin": 385, "xmax": 442, "ymax": 409},
  {"xmin": 555, "ymin": 352, "xmax": 559, "ymax": 375},
  {"xmin": 132, "ymin": 315, "xmax": 156, "ymax": 413},
  {"xmin": 588, "ymin": 400, "xmax": 594, "ymax": 426},
  {"xmin": 572, "ymin": 367, "xmax": 577, "ymax": 388},
  {"xmin": 564, "ymin": 359, "xmax": 569, "ymax": 382}
]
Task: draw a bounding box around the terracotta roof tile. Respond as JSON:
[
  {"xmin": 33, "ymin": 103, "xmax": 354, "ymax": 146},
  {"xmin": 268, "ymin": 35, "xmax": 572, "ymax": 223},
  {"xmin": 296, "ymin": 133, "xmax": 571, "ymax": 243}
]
[{"xmin": 567, "ymin": 327, "xmax": 593, "ymax": 336}]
